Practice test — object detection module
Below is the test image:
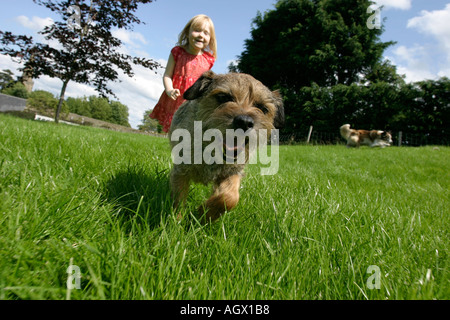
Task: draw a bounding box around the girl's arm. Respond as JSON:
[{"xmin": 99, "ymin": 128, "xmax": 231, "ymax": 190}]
[{"xmin": 163, "ymin": 53, "xmax": 180, "ymax": 100}]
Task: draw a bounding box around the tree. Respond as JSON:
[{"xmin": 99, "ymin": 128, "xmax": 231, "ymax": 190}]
[
  {"xmin": 1, "ymin": 82, "xmax": 29, "ymax": 99},
  {"xmin": 234, "ymin": 0, "xmax": 394, "ymax": 89},
  {"xmin": 139, "ymin": 109, "xmax": 161, "ymax": 132},
  {"xmin": 110, "ymin": 100, "xmax": 130, "ymax": 127},
  {"xmin": 0, "ymin": 0, "xmax": 160, "ymax": 123},
  {"xmin": 66, "ymin": 96, "xmax": 92, "ymax": 117},
  {"xmin": 231, "ymin": 0, "xmax": 396, "ymax": 135},
  {"xmin": 65, "ymin": 95, "xmax": 131, "ymax": 126},
  {"xmin": 89, "ymin": 95, "xmax": 111, "ymax": 121},
  {"xmin": 27, "ymin": 90, "xmax": 69, "ymax": 114},
  {"xmin": 0, "ymin": 69, "xmax": 14, "ymax": 91},
  {"xmin": 394, "ymin": 77, "xmax": 450, "ymax": 137},
  {"xmin": 0, "ymin": 69, "xmax": 31, "ymax": 98},
  {"xmin": 363, "ymin": 59, "xmax": 405, "ymax": 86}
]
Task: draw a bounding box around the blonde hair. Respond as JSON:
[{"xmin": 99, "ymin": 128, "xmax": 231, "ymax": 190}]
[{"xmin": 177, "ymin": 14, "xmax": 217, "ymax": 59}]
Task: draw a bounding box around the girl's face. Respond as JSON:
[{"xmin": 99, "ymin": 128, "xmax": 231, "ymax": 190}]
[{"xmin": 188, "ymin": 21, "xmax": 211, "ymax": 54}]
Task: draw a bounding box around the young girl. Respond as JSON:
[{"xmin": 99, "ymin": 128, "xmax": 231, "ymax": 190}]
[{"xmin": 150, "ymin": 14, "xmax": 217, "ymax": 132}]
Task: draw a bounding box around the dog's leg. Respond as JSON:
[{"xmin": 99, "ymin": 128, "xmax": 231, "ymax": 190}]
[
  {"xmin": 198, "ymin": 174, "xmax": 241, "ymax": 223},
  {"xmin": 170, "ymin": 169, "xmax": 190, "ymax": 209}
]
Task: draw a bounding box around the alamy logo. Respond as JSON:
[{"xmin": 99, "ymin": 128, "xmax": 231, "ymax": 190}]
[
  {"xmin": 67, "ymin": 5, "xmax": 94, "ymax": 32},
  {"xmin": 367, "ymin": 5, "xmax": 382, "ymax": 30},
  {"xmin": 67, "ymin": 5, "xmax": 82, "ymax": 31},
  {"xmin": 67, "ymin": 264, "xmax": 81, "ymax": 290},
  {"xmin": 171, "ymin": 121, "xmax": 280, "ymax": 175},
  {"xmin": 366, "ymin": 265, "xmax": 381, "ymax": 290}
]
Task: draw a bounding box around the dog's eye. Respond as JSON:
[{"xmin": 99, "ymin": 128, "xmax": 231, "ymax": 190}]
[
  {"xmin": 254, "ymin": 103, "xmax": 269, "ymax": 114},
  {"xmin": 215, "ymin": 93, "xmax": 234, "ymax": 105}
]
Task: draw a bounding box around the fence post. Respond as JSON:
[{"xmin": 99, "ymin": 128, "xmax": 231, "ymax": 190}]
[
  {"xmin": 306, "ymin": 126, "xmax": 313, "ymax": 144},
  {"xmin": 398, "ymin": 131, "xmax": 402, "ymax": 147}
]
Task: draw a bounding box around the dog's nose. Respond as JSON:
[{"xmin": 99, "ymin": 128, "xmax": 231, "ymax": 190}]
[{"xmin": 232, "ymin": 115, "xmax": 254, "ymax": 131}]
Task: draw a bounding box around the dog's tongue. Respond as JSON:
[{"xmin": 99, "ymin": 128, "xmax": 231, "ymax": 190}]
[{"xmin": 223, "ymin": 142, "xmax": 244, "ymax": 158}]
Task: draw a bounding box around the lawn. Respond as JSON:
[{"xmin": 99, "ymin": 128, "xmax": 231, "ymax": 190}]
[{"xmin": 0, "ymin": 114, "xmax": 448, "ymax": 300}]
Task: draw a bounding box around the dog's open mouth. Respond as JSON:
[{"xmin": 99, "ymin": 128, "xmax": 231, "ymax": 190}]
[{"xmin": 222, "ymin": 136, "xmax": 249, "ymax": 162}]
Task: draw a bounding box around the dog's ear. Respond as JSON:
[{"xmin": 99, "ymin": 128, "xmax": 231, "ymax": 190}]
[
  {"xmin": 183, "ymin": 71, "xmax": 215, "ymax": 100},
  {"xmin": 381, "ymin": 131, "xmax": 391, "ymax": 139},
  {"xmin": 369, "ymin": 130, "xmax": 379, "ymax": 140},
  {"xmin": 271, "ymin": 90, "xmax": 285, "ymax": 129}
]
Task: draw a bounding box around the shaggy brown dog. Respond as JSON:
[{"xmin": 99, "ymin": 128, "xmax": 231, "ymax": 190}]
[
  {"xmin": 340, "ymin": 124, "xmax": 393, "ymax": 148},
  {"xmin": 169, "ymin": 71, "xmax": 284, "ymax": 223}
]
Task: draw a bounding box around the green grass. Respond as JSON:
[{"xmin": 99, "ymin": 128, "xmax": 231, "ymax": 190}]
[{"xmin": 0, "ymin": 114, "xmax": 448, "ymax": 300}]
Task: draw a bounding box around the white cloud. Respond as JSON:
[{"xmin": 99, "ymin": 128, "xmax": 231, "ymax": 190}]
[
  {"xmin": 15, "ymin": 15, "xmax": 62, "ymax": 50},
  {"xmin": 0, "ymin": 54, "xmax": 24, "ymax": 76},
  {"xmin": 387, "ymin": 45, "xmax": 438, "ymax": 83},
  {"xmin": 407, "ymin": 4, "xmax": 450, "ymax": 53},
  {"xmin": 107, "ymin": 63, "xmax": 165, "ymax": 128},
  {"xmin": 15, "ymin": 15, "xmax": 53, "ymax": 31},
  {"xmin": 227, "ymin": 59, "xmax": 239, "ymax": 68},
  {"xmin": 112, "ymin": 29, "xmax": 148, "ymax": 48},
  {"xmin": 33, "ymin": 75, "xmax": 97, "ymax": 99},
  {"xmin": 387, "ymin": 4, "xmax": 450, "ymax": 82},
  {"xmin": 373, "ymin": 0, "xmax": 412, "ymax": 10}
]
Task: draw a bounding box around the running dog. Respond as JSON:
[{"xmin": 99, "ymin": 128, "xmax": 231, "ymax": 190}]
[
  {"xmin": 169, "ymin": 71, "xmax": 284, "ymax": 223},
  {"xmin": 340, "ymin": 124, "xmax": 393, "ymax": 148}
]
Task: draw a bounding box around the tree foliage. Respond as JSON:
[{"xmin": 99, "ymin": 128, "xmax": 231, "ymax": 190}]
[
  {"xmin": 278, "ymin": 77, "xmax": 450, "ymax": 140},
  {"xmin": 0, "ymin": 69, "xmax": 15, "ymax": 91},
  {"xmin": 231, "ymin": 0, "xmax": 449, "ymax": 141},
  {"xmin": 110, "ymin": 100, "xmax": 130, "ymax": 127},
  {"xmin": 27, "ymin": 90, "xmax": 69, "ymax": 114},
  {"xmin": 0, "ymin": 0, "xmax": 160, "ymax": 123},
  {"xmin": 1, "ymin": 82, "xmax": 29, "ymax": 99},
  {"xmin": 66, "ymin": 95, "xmax": 131, "ymax": 127},
  {"xmin": 395, "ymin": 78, "xmax": 450, "ymax": 136},
  {"xmin": 231, "ymin": 0, "xmax": 397, "ymax": 134},
  {"xmin": 139, "ymin": 109, "xmax": 162, "ymax": 133},
  {"xmin": 0, "ymin": 69, "xmax": 30, "ymax": 98},
  {"xmin": 233, "ymin": 0, "xmax": 394, "ymax": 89}
]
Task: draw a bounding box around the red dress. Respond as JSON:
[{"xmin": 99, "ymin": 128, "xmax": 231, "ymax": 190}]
[{"xmin": 150, "ymin": 46, "xmax": 215, "ymax": 132}]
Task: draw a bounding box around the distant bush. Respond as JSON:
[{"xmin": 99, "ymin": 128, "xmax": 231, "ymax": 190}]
[
  {"xmin": 27, "ymin": 90, "xmax": 69, "ymax": 114},
  {"xmin": 1, "ymin": 82, "xmax": 29, "ymax": 99},
  {"xmin": 66, "ymin": 95, "xmax": 130, "ymax": 127},
  {"xmin": 66, "ymin": 97, "xmax": 92, "ymax": 118}
]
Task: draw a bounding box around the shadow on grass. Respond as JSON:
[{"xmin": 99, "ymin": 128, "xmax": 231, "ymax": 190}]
[{"xmin": 102, "ymin": 165, "xmax": 173, "ymax": 231}]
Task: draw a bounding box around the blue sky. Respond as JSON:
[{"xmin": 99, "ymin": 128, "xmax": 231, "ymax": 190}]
[{"xmin": 1, "ymin": 0, "xmax": 449, "ymax": 128}]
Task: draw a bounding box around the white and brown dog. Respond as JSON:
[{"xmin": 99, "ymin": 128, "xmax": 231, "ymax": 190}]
[{"xmin": 340, "ymin": 124, "xmax": 393, "ymax": 148}]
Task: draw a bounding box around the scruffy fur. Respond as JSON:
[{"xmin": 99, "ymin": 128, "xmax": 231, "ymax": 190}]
[
  {"xmin": 169, "ymin": 71, "xmax": 284, "ymax": 223},
  {"xmin": 340, "ymin": 124, "xmax": 393, "ymax": 148}
]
